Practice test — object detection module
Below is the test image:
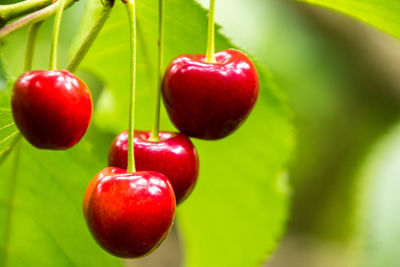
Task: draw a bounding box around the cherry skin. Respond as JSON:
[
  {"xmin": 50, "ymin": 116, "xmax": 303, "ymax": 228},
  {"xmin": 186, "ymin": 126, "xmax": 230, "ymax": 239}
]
[
  {"xmin": 108, "ymin": 130, "xmax": 199, "ymax": 204},
  {"xmin": 162, "ymin": 49, "xmax": 259, "ymax": 140},
  {"xmin": 11, "ymin": 70, "xmax": 92, "ymax": 149},
  {"xmin": 83, "ymin": 167, "xmax": 176, "ymax": 258}
]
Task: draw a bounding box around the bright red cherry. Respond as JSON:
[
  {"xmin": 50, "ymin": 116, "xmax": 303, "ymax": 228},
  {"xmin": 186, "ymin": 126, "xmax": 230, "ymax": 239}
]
[
  {"xmin": 83, "ymin": 167, "xmax": 122, "ymax": 221},
  {"xmin": 83, "ymin": 167, "xmax": 176, "ymax": 258},
  {"xmin": 11, "ymin": 70, "xmax": 92, "ymax": 149},
  {"xmin": 108, "ymin": 130, "xmax": 199, "ymax": 204},
  {"xmin": 162, "ymin": 49, "xmax": 259, "ymax": 140}
]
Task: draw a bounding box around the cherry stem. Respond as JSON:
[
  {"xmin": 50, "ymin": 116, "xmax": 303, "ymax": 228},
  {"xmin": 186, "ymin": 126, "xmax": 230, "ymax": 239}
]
[
  {"xmin": 149, "ymin": 0, "xmax": 165, "ymax": 142},
  {"xmin": 205, "ymin": 0, "xmax": 216, "ymax": 63},
  {"xmin": 49, "ymin": 0, "xmax": 66, "ymax": 70},
  {"xmin": 67, "ymin": 0, "xmax": 114, "ymax": 73},
  {"xmin": 24, "ymin": 21, "xmax": 43, "ymax": 72},
  {"xmin": 0, "ymin": 0, "xmax": 53, "ymax": 25},
  {"xmin": 0, "ymin": 0, "xmax": 75, "ymax": 42},
  {"xmin": 125, "ymin": 0, "xmax": 137, "ymax": 173}
]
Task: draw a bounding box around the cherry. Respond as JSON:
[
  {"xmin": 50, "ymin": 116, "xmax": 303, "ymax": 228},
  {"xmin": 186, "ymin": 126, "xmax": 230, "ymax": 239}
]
[
  {"xmin": 108, "ymin": 130, "xmax": 199, "ymax": 204},
  {"xmin": 11, "ymin": 70, "xmax": 92, "ymax": 149},
  {"xmin": 162, "ymin": 49, "xmax": 259, "ymax": 140},
  {"xmin": 83, "ymin": 167, "xmax": 176, "ymax": 258}
]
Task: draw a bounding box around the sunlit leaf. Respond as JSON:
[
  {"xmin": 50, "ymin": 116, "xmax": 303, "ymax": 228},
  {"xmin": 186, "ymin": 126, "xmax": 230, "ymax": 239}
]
[
  {"xmin": 0, "ymin": 58, "xmax": 12, "ymax": 108},
  {"xmin": 297, "ymin": 0, "xmax": 400, "ymax": 39},
  {"xmin": 0, "ymin": 109, "xmax": 19, "ymax": 164},
  {"xmin": 0, "ymin": 135, "xmax": 121, "ymax": 266}
]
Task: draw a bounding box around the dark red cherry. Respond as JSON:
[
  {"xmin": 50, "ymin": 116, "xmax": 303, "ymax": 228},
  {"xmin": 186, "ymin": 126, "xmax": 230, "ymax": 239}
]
[
  {"xmin": 11, "ymin": 70, "xmax": 92, "ymax": 149},
  {"xmin": 162, "ymin": 49, "xmax": 259, "ymax": 140},
  {"xmin": 83, "ymin": 167, "xmax": 176, "ymax": 258},
  {"xmin": 108, "ymin": 130, "xmax": 199, "ymax": 204}
]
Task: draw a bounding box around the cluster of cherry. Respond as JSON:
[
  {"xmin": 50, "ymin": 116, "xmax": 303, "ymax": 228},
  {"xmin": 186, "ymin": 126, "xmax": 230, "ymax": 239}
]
[
  {"xmin": 88, "ymin": 48, "xmax": 260, "ymax": 258},
  {"xmin": 10, "ymin": 0, "xmax": 259, "ymax": 260},
  {"xmin": 11, "ymin": 48, "xmax": 259, "ymax": 258}
]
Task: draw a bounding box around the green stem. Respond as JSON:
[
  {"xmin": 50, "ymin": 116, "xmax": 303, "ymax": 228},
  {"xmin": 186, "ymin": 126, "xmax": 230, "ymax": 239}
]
[
  {"xmin": 49, "ymin": 0, "xmax": 66, "ymax": 70},
  {"xmin": 24, "ymin": 21, "xmax": 43, "ymax": 72},
  {"xmin": 0, "ymin": 0, "xmax": 53, "ymax": 25},
  {"xmin": 149, "ymin": 0, "xmax": 164, "ymax": 142},
  {"xmin": 0, "ymin": 0, "xmax": 75, "ymax": 42},
  {"xmin": 67, "ymin": 0, "xmax": 114, "ymax": 73},
  {"xmin": 205, "ymin": 0, "xmax": 216, "ymax": 63},
  {"xmin": 125, "ymin": 0, "xmax": 137, "ymax": 173}
]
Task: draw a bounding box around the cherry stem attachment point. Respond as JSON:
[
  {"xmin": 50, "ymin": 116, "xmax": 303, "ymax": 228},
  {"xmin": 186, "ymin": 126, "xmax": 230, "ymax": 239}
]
[
  {"xmin": 205, "ymin": 0, "xmax": 216, "ymax": 63},
  {"xmin": 49, "ymin": 0, "xmax": 66, "ymax": 70},
  {"xmin": 24, "ymin": 21, "xmax": 43, "ymax": 72},
  {"xmin": 125, "ymin": 0, "xmax": 137, "ymax": 173},
  {"xmin": 67, "ymin": 0, "xmax": 114, "ymax": 73},
  {"xmin": 149, "ymin": 0, "xmax": 165, "ymax": 142}
]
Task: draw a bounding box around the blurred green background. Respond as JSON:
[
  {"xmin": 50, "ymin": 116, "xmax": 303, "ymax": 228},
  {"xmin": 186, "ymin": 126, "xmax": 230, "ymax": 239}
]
[
  {"xmin": 1, "ymin": 0, "xmax": 400, "ymax": 266},
  {"xmin": 195, "ymin": 1, "xmax": 400, "ymax": 266}
]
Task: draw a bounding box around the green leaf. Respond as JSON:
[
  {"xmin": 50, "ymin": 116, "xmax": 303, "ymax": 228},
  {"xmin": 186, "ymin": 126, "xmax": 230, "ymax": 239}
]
[
  {"xmin": 0, "ymin": 60, "xmax": 8, "ymax": 91},
  {"xmin": 357, "ymin": 122, "xmax": 400, "ymax": 267},
  {"xmin": 75, "ymin": 0, "xmax": 294, "ymax": 266},
  {"xmin": 297, "ymin": 0, "xmax": 400, "ymax": 39},
  {"xmin": 0, "ymin": 109, "xmax": 19, "ymax": 164},
  {"xmin": 0, "ymin": 135, "xmax": 122, "ymax": 267},
  {"xmin": 0, "ymin": 57, "xmax": 20, "ymax": 164},
  {"xmin": 0, "ymin": 4, "xmax": 122, "ymax": 266},
  {"xmin": 0, "ymin": 58, "xmax": 12, "ymax": 108},
  {"xmin": 0, "ymin": 68, "xmax": 19, "ymax": 165}
]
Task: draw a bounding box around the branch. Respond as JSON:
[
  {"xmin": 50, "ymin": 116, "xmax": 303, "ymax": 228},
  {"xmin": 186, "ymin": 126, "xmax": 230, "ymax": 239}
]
[
  {"xmin": 0, "ymin": 0, "xmax": 53, "ymax": 25},
  {"xmin": 0, "ymin": 0, "xmax": 76, "ymax": 41}
]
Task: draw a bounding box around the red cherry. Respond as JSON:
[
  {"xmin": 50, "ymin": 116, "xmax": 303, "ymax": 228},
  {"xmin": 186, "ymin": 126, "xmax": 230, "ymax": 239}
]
[
  {"xmin": 162, "ymin": 49, "xmax": 259, "ymax": 140},
  {"xmin": 83, "ymin": 167, "xmax": 122, "ymax": 221},
  {"xmin": 108, "ymin": 130, "xmax": 199, "ymax": 204},
  {"xmin": 83, "ymin": 167, "xmax": 176, "ymax": 258},
  {"xmin": 11, "ymin": 70, "xmax": 92, "ymax": 149}
]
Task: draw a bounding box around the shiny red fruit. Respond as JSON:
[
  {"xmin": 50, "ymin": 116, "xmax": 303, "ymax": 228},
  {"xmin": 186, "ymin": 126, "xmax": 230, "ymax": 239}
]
[
  {"xmin": 162, "ymin": 49, "xmax": 259, "ymax": 140},
  {"xmin": 11, "ymin": 70, "xmax": 92, "ymax": 149},
  {"xmin": 108, "ymin": 130, "xmax": 199, "ymax": 204},
  {"xmin": 83, "ymin": 167, "xmax": 176, "ymax": 258}
]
